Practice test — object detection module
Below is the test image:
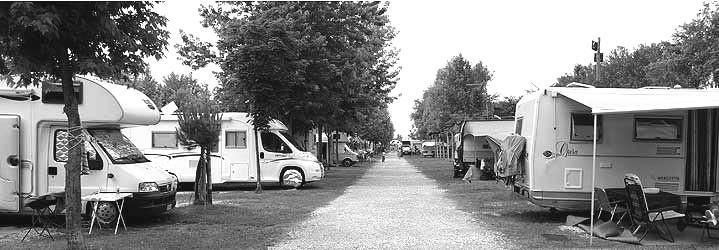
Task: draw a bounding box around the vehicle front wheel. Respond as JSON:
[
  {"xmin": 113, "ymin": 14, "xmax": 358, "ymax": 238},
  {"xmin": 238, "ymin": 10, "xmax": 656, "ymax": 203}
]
[
  {"xmin": 93, "ymin": 201, "xmax": 119, "ymax": 227},
  {"xmin": 280, "ymin": 169, "xmax": 304, "ymax": 188},
  {"xmin": 342, "ymin": 159, "xmax": 353, "ymax": 167}
]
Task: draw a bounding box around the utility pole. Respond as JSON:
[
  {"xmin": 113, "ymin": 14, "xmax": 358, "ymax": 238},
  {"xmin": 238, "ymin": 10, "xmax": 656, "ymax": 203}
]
[{"xmin": 592, "ymin": 37, "xmax": 603, "ymax": 84}]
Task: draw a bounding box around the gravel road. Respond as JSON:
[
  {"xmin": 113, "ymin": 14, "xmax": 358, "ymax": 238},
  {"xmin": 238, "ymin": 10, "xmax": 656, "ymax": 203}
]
[{"xmin": 270, "ymin": 155, "xmax": 510, "ymax": 249}]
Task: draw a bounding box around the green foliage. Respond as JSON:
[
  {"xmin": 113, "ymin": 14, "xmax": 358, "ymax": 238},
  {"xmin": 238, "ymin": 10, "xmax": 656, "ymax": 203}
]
[
  {"xmin": 0, "ymin": 2, "xmax": 169, "ymax": 84},
  {"xmin": 120, "ymin": 72, "xmax": 211, "ymax": 112},
  {"xmin": 178, "ymin": 2, "xmax": 398, "ymax": 135},
  {"xmin": 555, "ymin": 2, "xmax": 719, "ymax": 88},
  {"xmin": 493, "ymin": 96, "xmax": 521, "ymax": 117},
  {"xmin": 410, "ymin": 54, "xmax": 493, "ymax": 139}
]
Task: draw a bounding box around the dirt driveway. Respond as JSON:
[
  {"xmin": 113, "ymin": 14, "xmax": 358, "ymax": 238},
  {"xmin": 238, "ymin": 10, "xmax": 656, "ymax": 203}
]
[{"xmin": 270, "ymin": 154, "xmax": 510, "ymax": 249}]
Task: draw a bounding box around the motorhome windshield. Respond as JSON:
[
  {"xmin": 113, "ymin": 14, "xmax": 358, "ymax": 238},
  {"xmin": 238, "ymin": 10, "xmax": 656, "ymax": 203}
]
[
  {"xmin": 89, "ymin": 129, "xmax": 149, "ymax": 164},
  {"xmin": 279, "ymin": 131, "xmax": 306, "ymax": 151}
]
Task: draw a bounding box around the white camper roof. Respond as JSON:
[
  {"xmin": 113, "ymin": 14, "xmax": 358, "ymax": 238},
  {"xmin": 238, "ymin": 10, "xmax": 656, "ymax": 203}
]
[
  {"xmin": 1, "ymin": 76, "xmax": 160, "ymax": 127},
  {"xmin": 159, "ymin": 110, "xmax": 288, "ymax": 130},
  {"xmin": 462, "ymin": 120, "xmax": 515, "ymax": 139},
  {"xmin": 550, "ymin": 86, "xmax": 719, "ymax": 114}
]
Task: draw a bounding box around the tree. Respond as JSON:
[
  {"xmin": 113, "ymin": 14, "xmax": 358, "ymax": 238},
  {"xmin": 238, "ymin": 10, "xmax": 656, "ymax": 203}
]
[
  {"xmin": 0, "ymin": 2, "xmax": 168, "ymax": 248},
  {"xmin": 176, "ymin": 98, "xmax": 222, "ymax": 205},
  {"xmin": 410, "ymin": 55, "xmax": 493, "ymax": 139},
  {"xmin": 493, "ymin": 96, "xmax": 521, "ymax": 117},
  {"xmin": 178, "ymin": 2, "xmax": 398, "ymax": 189}
]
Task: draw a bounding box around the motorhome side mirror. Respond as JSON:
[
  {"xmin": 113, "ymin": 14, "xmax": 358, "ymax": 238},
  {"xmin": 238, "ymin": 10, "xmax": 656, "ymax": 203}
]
[{"xmin": 88, "ymin": 159, "xmax": 103, "ymax": 170}]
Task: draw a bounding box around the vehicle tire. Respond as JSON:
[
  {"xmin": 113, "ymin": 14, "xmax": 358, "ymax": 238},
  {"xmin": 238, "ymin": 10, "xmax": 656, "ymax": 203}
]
[
  {"xmin": 342, "ymin": 159, "xmax": 353, "ymax": 167},
  {"xmin": 280, "ymin": 168, "xmax": 304, "ymax": 189},
  {"xmin": 94, "ymin": 201, "xmax": 119, "ymax": 227}
]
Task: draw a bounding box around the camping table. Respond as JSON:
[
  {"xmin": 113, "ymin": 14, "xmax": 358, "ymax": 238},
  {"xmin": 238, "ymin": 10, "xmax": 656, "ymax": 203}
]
[
  {"xmin": 604, "ymin": 188, "xmax": 682, "ymax": 211},
  {"xmin": 82, "ymin": 192, "xmax": 133, "ymax": 234}
]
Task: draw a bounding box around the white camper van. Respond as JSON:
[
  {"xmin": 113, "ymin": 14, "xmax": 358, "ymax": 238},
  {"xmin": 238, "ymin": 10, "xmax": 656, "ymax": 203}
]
[
  {"xmin": 512, "ymin": 84, "xmax": 719, "ymax": 211},
  {"xmin": 123, "ymin": 109, "xmax": 324, "ymax": 188},
  {"xmin": 0, "ymin": 76, "xmax": 177, "ymax": 222}
]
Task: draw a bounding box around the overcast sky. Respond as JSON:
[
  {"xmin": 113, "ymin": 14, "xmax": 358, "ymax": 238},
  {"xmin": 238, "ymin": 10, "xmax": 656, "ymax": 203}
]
[{"xmin": 148, "ymin": 0, "xmax": 707, "ymax": 138}]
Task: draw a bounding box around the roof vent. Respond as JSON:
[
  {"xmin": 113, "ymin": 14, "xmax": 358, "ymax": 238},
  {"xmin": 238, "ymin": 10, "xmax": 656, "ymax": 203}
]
[{"xmin": 566, "ymin": 82, "xmax": 595, "ymax": 88}]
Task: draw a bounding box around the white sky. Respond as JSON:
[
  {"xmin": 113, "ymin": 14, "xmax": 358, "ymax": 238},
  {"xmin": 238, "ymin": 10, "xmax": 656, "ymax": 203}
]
[{"xmin": 148, "ymin": 0, "xmax": 706, "ymax": 138}]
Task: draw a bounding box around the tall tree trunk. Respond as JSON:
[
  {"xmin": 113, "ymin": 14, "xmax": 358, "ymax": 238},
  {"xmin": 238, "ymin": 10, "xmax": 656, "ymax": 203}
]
[
  {"xmin": 193, "ymin": 151, "xmax": 206, "ymax": 205},
  {"xmin": 205, "ymin": 147, "xmax": 212, "ymax": 204},
  {"xmin": 60, "ymin": 48, "xmax": 84, "ymax": 249},
  {"xmin": 254, "ymin": 126, "xmax": 263, "ymax": 193}
]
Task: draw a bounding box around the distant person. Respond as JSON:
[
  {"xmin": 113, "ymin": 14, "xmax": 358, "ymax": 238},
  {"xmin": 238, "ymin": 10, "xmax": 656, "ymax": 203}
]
[{"xmin": 381, "ymin": 151, "xmax": 386, "ymax": 162}]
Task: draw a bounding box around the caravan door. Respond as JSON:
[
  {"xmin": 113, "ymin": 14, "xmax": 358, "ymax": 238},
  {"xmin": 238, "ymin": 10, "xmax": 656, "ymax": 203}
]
[
  {"xmin": 224, "ymin": 130, "xmax": 250, "ymax": 181},
  {"xmin": 0, "ymin": 115, "xmax": 20, "ymax": 212}
]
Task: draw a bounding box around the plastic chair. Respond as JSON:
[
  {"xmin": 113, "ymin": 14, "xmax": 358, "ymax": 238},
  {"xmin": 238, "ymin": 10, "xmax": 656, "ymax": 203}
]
[
  {"xmin": 624, "ymin": 176, "xmax": 685, "ymax": 242},
  {"xmin": 594, "ymin": 187, "xmax": 626, "ymax": 224}
]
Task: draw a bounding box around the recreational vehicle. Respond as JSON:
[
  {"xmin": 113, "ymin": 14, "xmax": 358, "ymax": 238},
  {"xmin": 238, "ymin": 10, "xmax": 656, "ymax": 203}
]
[
  {"xmin": 511, "ymin": 84, "xmax": 719, "ymax": 211},
  {"xmin": 0, "ymin": 76, "xmax": 177, "ymax": 222},
  {"xmin": 123, "ymin": 108, "xmax": 324, "ymax": 188},
  {"xmin": 421, "ymin": 141, "xmax": 436, "ymax": 157},
  {"xmin": 454, "ymin": 120, "xmax": 514, "ymax": 178}
]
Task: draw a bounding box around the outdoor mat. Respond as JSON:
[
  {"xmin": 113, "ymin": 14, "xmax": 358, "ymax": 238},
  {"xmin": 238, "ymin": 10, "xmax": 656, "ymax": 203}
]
[{"xmin": 566, "ymin": 215, "xmax": 640, "ymax": 245}]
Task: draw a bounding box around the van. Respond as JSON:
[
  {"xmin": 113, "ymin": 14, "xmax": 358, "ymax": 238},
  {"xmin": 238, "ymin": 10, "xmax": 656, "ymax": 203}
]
[
  {"xmin": 421, "ymin": 142, "xmax": 436, "ymax": 157},
  {"xmin": 510, "ymin": 84, "xmax": 719, "ymax": 211},
  {"xmin": 0, "ymin": 76, "xmax": 177, "ymax": 223},
  {"xmin": 123, "ymin": 105, "xmax": 324, "ymax": 188}
]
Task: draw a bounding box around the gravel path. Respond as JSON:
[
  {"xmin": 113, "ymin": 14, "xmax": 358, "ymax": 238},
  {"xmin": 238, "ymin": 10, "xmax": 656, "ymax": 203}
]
[{"xmin": 270, "ymin": 155, "xmax": 509, "ymax": 249}]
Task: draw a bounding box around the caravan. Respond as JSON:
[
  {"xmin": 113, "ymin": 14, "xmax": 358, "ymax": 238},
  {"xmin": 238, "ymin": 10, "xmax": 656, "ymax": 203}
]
[
  {"xmin": 123, "ymin": 107, "xmax": 324, "ymax": 188},
  {"xmin": 0, "ymin": 76, "xmax": 177, "ymax": 222},
  {"xmin": 512, "ymin": 84, "xmax": 719, "ymax": 211},
  {"xmin": 454, "ymin": 120, "xmax": 514, "ymax": 177}
]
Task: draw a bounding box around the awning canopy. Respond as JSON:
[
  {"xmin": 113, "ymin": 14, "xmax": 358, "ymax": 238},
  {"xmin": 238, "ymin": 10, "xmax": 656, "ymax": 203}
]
[{"xmin": 553, "ymin": 87, "xmax": 719, "ymax": 114}]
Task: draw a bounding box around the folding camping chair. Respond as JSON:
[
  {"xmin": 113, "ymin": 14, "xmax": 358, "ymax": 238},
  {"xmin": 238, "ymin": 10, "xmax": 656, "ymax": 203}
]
[
  {"xmin": 21, "ymin": 193, "xmax": 63, "ymax": 241},
  {"xmin": 624, "ymin": 176, "xmax": 685, "ymax": 242},
  {"xmin": 594, "ymin": 187, "xmax": 627, "ymax": 224}
]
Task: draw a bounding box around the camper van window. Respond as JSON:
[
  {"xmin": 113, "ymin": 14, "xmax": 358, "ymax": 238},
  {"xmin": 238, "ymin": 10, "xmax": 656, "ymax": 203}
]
[
  {"xmin": 571, "ymin": 113, "xmax": 602, "ymax": 142},
  {"xmin": 261, "ymin": 132, "xmax": 292, "ymax": 153},
  {"xmin": 515, "ymin": 117, "xmax": 524, "ymax": 135},
  {"xmin": 152, "ymin": 132, "xmax": 178, "ymax": 148},
  {"xmin": 225, "ymin": 131, "xmax": 247, "ymax": 148},
  {"xmin": 280, "ymin": 131, "xmax": 306, "ymax": 152},
  {"xmin": 89, "ymin": 129, "xmax": 149, "ymax": 164},
  {"xmin": 634, "ymin": 117, "xmax": 682, "ymax": 141},
  {"xmin": 53, "ymin": 130, "xmax": 102, "ymax": 169}
]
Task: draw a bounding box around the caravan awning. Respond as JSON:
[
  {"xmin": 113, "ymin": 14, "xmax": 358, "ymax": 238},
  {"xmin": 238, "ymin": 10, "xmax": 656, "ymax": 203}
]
[{"xmin": 553, "ymin": 88, "xmax": 719, "ymax": 114}]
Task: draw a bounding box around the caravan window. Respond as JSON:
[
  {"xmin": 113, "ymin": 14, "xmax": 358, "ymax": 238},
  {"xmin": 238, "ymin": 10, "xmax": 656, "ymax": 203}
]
[
  {"xmin": 225, "ymin": 131, "xmax": 247, "ymax": 148},
  {"xmin": 571, "ymin": 113, "xmax": 602, "ymax": 141},
  {"xmin": 515, "ymin": 117, "xmax": 523, "ymax": 135},
  {"xmin": 152, "ymin": 132, "xmax": 177, "ymax": 148},
  {"xmin": 634, "ymin": 117, "xmax": 682, "ymax": 141},
  {"xmin": 261, "ymin": 132, "xmax": 292, "ymax": 153}
]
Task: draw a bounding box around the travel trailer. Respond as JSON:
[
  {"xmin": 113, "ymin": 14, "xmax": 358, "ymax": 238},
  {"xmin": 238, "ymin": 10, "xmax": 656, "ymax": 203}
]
[
  {"xmin": 421, "ymin": 141, "xmax": 436, "ymax": 157},
  {"xmin": 123, "ymin": 106, "xmax": 324, "ymax": 188},
  {"xmin": 511, "ymin": 84, "xmax": 719, "ymax": 211},
  {"xmin": 453, "ymin": 120, "xmax": 514, "ymax": 178},
  {"xmin": 0, "ymin": 76, "xmax": 177, "ymax": 223}
]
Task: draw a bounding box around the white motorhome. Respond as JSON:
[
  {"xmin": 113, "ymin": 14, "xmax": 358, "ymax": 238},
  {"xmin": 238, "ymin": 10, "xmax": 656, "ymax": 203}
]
[
  {"xmin": 453, "ymin": 120, "xmax": 514, "ymax": 177},
  {"xmin": 421, "ymin": 141, "xmax": 436, "ymax": 157},
  {"xmin": 123, "ymin": 107, "xmax": 324, "ymax": 188},
  {"xmin": 0, "ymin": 76, "xmax": 177, "ymax": 223},
  {"xmin": 512, "ymin": 84, "xmax": 719, "ymax": 211}
]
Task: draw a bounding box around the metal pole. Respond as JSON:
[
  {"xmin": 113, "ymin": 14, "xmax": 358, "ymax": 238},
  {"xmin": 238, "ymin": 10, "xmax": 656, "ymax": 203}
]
[
  {"xmin": 595, "ymin": 37, "xmax": 601, "ymax": 84},
  {"xmin": 590, "ymin": 114, "xmax": 597, "ymax": 246}
]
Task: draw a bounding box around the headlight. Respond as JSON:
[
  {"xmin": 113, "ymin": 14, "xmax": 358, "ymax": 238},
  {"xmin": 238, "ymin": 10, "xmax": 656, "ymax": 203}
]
[{"xmin": 139, "ymin": 182, "xmax": 159, "ymax": 192}]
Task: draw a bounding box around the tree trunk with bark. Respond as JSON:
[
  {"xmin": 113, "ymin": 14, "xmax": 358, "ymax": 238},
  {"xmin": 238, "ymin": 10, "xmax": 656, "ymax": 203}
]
[
  {"xmin": 60, "ymin": 49, "xmax": 84, "ymax": 249},
  {"xmin": 254, "ymin": 127, "xmax": 263, "ymax": 193},
  {"xmin": 205, "ymin": 147, "xmax": 212, "ymax": 204},
  {"xmin": 193, "ymin": 150, "xmax": 207, "ymax": 205}
]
